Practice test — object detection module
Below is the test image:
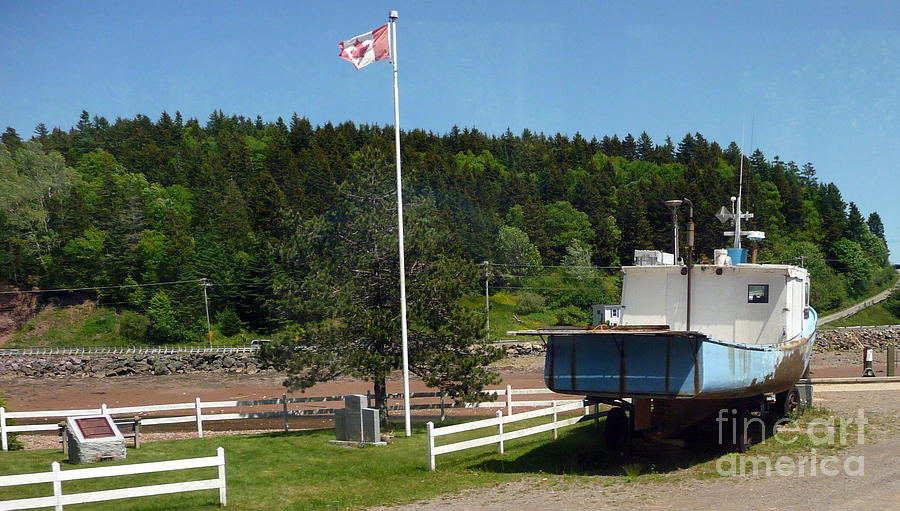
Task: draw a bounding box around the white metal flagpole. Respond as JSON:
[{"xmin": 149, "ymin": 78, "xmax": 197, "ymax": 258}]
[{"xmin": 389, "ymin": 10, "xmax": 412, "ymax": 438}]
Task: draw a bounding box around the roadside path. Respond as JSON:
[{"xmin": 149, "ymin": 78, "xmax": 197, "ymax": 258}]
[{"xmin": 817, "ymin": 269, "xmax": 900, "ymax": 326}]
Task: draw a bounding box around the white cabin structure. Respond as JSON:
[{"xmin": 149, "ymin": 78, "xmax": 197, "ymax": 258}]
[{"xmin": 620, "ymin": 263, "xmax": 810, "ymax": 345}]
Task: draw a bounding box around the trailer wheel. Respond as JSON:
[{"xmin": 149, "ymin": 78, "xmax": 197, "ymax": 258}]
[
  {"xmin": 604, "ymin": 407, "xmax": 631, "ymax": 455},
  {"xmin": 775, "ymin": 387, "xmax": 801, "ymax": 419}
]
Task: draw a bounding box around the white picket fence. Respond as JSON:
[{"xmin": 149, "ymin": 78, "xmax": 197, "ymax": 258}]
[
  {"xmin": 0, "ymin": 394, "xmax": 340, "ymax": 451},
  {"xmin": 1, "ymin": 385, "xmax": 571, "ymax": 451},
  {"xmin": 425, "ymin": 400, "xmax": 605, "ymax": 470},
  {"xmin": 0, "ymin": 447, "xmax": 226, "ymax": 510}
]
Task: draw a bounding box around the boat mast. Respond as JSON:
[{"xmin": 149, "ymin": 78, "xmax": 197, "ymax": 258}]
[{"xmin": 735, "ymin": 127, "xmax": 745, "ymax": 249}]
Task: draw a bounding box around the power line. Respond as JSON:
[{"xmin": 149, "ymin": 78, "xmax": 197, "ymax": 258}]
[
  {"xmin": 492, "ymin": 285, "xmax": 596, "ymax": 291},
  {"xmin": 0, "ymin": 279, "xmax": 205, "ymax": 295},
  {"xmin": 489, "ymin": 263, "xmax": 623, "ymax": 270}
]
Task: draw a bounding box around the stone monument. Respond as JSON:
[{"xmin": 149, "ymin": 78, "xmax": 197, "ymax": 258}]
[
  {"xmin": 65, "ymin": 415, "xmax": 126, "ymax": 464},
  {"xmin": 333, "ymin": 394, "xmax": 384, "ymax": 445}
]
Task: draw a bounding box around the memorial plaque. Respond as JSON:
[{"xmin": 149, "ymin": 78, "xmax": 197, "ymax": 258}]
[
  {"xmin": 66, "ymin": 415, "xmax": 126, "ymax": 464},
  {"xmin": 74, "ymin": 417, "xmax": 116, "ymax": 439}
]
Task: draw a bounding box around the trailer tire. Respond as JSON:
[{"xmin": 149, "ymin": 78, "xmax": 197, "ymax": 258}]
[
  {"xmin": 604, "ymin": 407, "xmax": 631, "ymax": 455},
  {"xmin": 775, "ymin": 387, "xmax": 801, "ymax": 419}
]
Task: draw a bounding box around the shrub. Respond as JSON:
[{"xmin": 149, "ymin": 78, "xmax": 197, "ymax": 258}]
[
  {"xmin": 884, "ymin": 289, "xmax": 900, "ymax": 319},
  {"xmin": 553, "ymin": 305, "xmax": 589, "ymax": 326},
  {"xmin": 118, "ymin": 310, "xmax": 150, "ymax": 341},
  {"xmin": 514, "ymin": 292, "xmax": 546, "ymax": 314},
  {"xmin": 216, "ymin": 308, "xmax": 244, "ymax": 337}
]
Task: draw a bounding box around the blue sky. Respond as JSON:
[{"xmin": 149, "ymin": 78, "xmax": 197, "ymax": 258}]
[{"xmin": 2, "ymin": 1, "xmax": 898, "ymax": 260}]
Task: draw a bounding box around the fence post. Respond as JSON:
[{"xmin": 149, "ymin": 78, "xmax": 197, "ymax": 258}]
[
  {"xmin": 282, "ymin": 393, "xmax": 289, "ymax": 432},
  {"xmin": 426, "ymin": 421, "xmax": 435, "ymax": 471},
  {"xmin": 0, "ymin": 406, "xmax": 7, "ymax": 451},
  {"xmin": 496, "ymin": 410, "xmax": 504, "ymax": 454},
  {"xmin": 216, "ymin": 446, "xmax": 227, "ymax": 507},
  {"xmin": 52, "ymin": 461, "xmax": 63, "ymax": 511},
  {"xmin": 888, "ymin": 345, "xmax": 896, "ymax": 377},
  {"xmin": 195, "ymin": 398, "xmax": 204, "ymax": 438},
  {"xmin": 439, "ymin": 391, "xmax": 446, "ymax": 422},
  {"xmin": 551, "ymin": 401, "xmax": 558, "ymax": 440},
  {"xmin": 505, "ymin": 384, "xmax": 512, "ymax": 416},
  {"xmin": 101, "ymin": 403, "xmax": 108, "ymax": 415}
]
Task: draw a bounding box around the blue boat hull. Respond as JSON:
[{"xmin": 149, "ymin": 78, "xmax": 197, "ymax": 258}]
[{"xmin": 544, "ymin": 309, "xmax": 817, "ymax": 400}]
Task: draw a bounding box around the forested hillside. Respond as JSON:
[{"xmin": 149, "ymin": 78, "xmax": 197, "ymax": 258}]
[{"xmin": 0, "ymin": 111, "xmax": 893, "ymax": 343}]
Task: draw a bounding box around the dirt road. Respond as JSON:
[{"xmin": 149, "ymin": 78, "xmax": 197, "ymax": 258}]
[{"xmin": 370, "ymin": 386, "xmax": 899, "ymax": 511}]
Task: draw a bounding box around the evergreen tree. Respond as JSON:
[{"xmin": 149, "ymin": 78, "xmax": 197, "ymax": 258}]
[
  {"xmin": 867, "ymin": 212, "xmax": 885, "ymax": 241},
  {"xmin": 33, "ymin": 123, "xmax": 49, "ymax": 140},
  {"xmin": 636, "ymin": 131, "xmax": 653, "ymax": 161},
  {"xmin": 261, "ymin": 147, "xmax": 501, "ymax": 417},
  {"xmin": 845, "ymin": 202, "xmax": 868, "ymax": 242}
]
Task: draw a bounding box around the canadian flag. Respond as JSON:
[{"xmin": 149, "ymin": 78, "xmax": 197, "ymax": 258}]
[{"xmin": 338, "ymin": 24, "xmax": 391, "ymax": 70}]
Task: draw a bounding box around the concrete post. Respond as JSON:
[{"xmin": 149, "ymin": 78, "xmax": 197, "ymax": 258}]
[
  {"xmin": 888, "ymin": 345, "xmax": 896, "ymax": 377},
  {"xmin": 862, "ymin": 347, "xmax": 875, "ymax": 377}
]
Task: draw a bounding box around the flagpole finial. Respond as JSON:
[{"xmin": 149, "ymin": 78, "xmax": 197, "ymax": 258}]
[{"xmin": 389, "ymin": 10, "xmax": 398, "ymax": 20}]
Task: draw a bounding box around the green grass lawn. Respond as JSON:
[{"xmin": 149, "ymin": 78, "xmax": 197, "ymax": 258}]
[
  {"xmin": 7, "ymin": 304, "xmax": 266, "ymax": 349},
  {"xmin": 0, "ymin": 408, "xmax": 858, "ymax": 511},
  {"xmin": 462, "ymin": 291, "xmax": 557, "ymax": 340}
]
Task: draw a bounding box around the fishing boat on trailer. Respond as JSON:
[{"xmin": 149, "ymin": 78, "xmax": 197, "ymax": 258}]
[{"xmin": 513, "ymin": 199, "xmax": 816, "ymax": 452}]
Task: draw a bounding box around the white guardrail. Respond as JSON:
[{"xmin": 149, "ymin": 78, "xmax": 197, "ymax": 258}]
[
  {"xmin": 0, "ymin": 385, "xmax": 571, "ymax": 451},
  {"xmin": 0, "ymin": 447, "xmax": 227, "ymax": 510},
  {"xmin": 425, "ymin": 399, "xmax": 602, "ymax": 470},
  {"xmin": 831, "ymin": 324, "xmax": 900, "ymax": 330},
  {"xmin": 0, "ymin": 346, "xmax": 258, "ymax": 356}
]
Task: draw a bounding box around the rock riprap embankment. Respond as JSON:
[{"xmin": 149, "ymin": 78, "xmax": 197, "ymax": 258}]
[
  {"xmin": 0, "ymin": 352, "xmax": 269, "ymax": 378},
  {"xmin": 815, "ymin": 327, "xmax": 898, "ymax": 352},
  {"xmin": 1, "ymin": 327, "xmax": 895, "ymax": 378}
]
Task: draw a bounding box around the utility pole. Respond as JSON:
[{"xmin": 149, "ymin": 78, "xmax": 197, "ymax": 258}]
[
  {"xmin": 201, "ymin": 278, "xmax": 212, "ymax": 346},
  {"xmin": 484, "ymin": 261, "xmax": 490, "ymax": 341}
]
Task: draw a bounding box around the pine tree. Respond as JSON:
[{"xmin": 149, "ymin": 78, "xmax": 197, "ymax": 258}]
[
  {"xmin": 636, "ymin": 131, "xmax": 653, "ymax": 161},
  {"xmin": 262, "ymin": 147, "xmax": 501, "ymax": 417},
  {"xmin": 845, "ymin": 202, "xmax": 868, "ymax": 242},
  {"xmin": 867, "ymin": 212, "xmax": 885, "ymax": 241},
  {"xmin": 33, "ymin": 123, "xmax": 49, "ymax": 140}
]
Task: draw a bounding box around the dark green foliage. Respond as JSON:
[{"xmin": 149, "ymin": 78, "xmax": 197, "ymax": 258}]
[
  {"xmin": 867, "ymin": 212, "xmax": 885, "ymax": 241},
  {"xmin": 884, "ymin": 289, "xmax": 900, "ymax": 319},
  {"xmin": 0, "ymin": 110, "xmax": 892, "ymax": 346},
  {"xmin": 145, "ymin": 290, "xmax": 195, "ymax": 343},
  {"xmin": 216, "ymin": 307, "xmax": 244, "ymax": 337},
  {"xmin": 553, "ymin": 305, "xmax": 590, "ymax": 326},
  {"xmin": 118, "ymin": 310, "xmax": 150, "ymax": 341}
]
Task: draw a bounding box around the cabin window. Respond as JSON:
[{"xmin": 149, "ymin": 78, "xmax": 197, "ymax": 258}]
[{"xmin": 748, "ymin": 284, "xmax": 769, "ymax": 303}]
